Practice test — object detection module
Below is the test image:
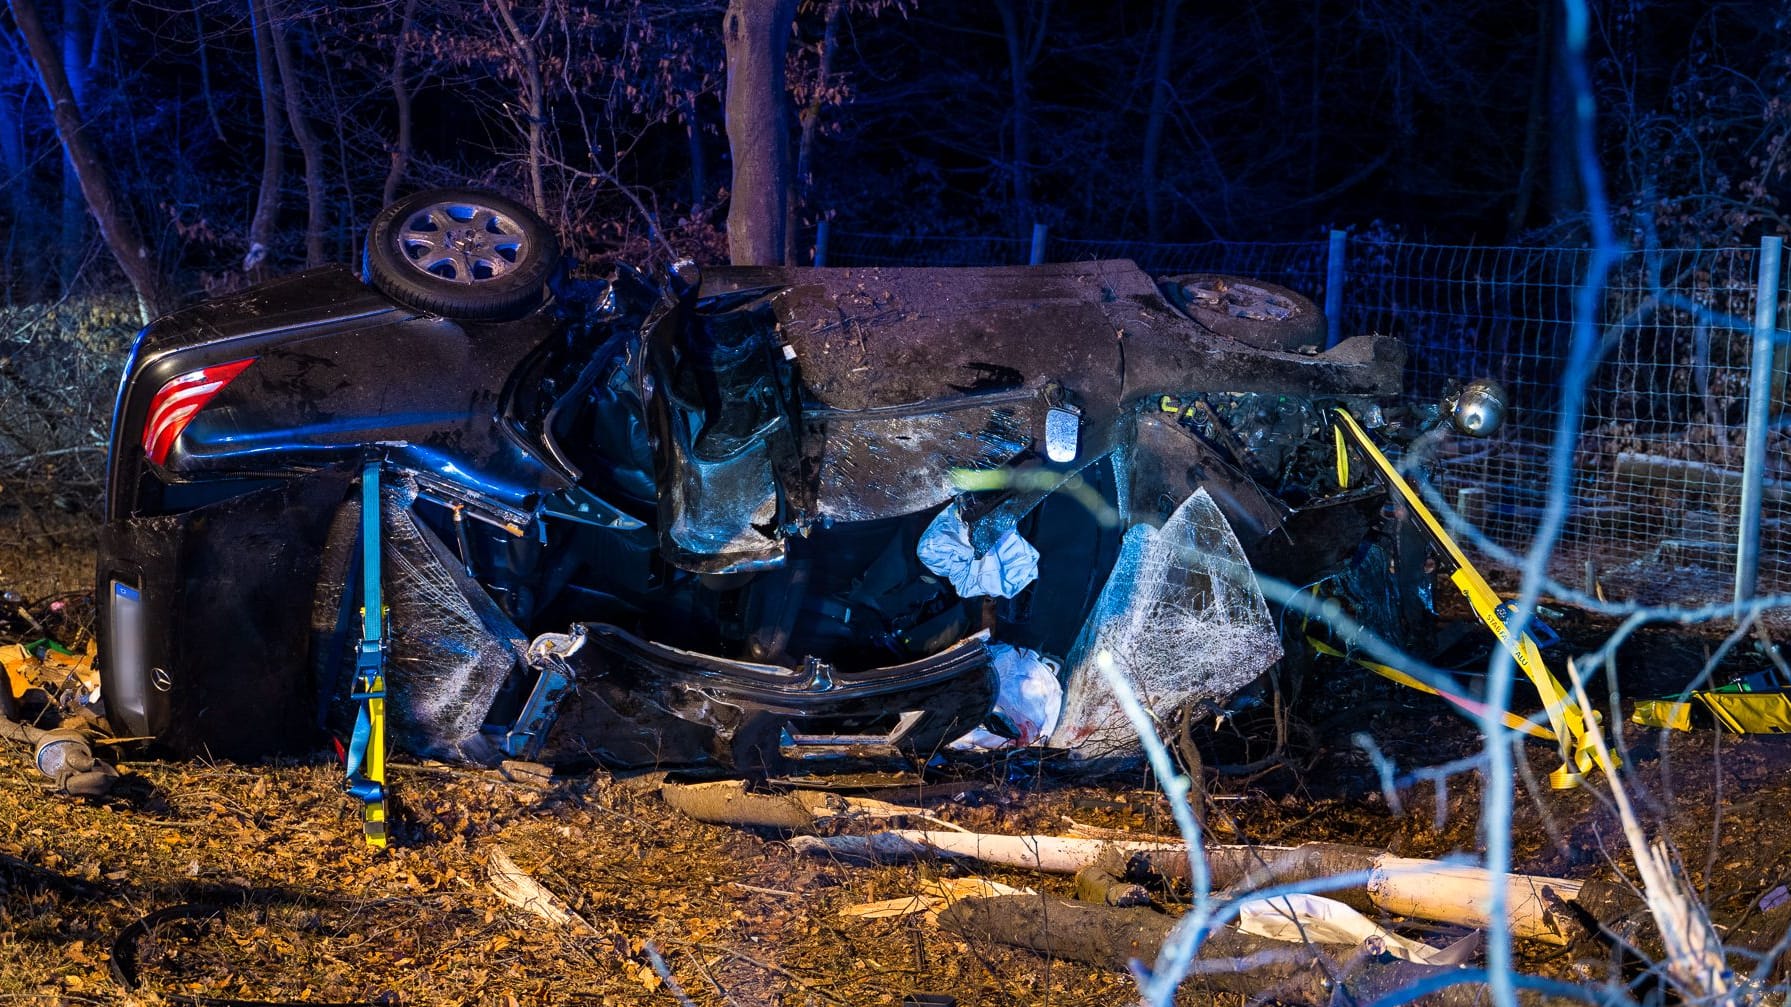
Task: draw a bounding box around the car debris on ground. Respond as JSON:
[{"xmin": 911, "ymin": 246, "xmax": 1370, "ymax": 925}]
[{"xmin": 1, "ymin": 591, "xmax": 119, "ymax": 796}]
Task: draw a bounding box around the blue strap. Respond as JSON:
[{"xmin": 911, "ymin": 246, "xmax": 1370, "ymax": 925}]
[
  {"xmin": 344, "ymin": 462, "xmax": 385, "ymax": 804},
  {"xmin": 344, "ymin": 677, "xmax": 381, "ymax": 793},
  {"xmin": 360, "ymin": 463, "xmax": 383, "ymax": 647}
]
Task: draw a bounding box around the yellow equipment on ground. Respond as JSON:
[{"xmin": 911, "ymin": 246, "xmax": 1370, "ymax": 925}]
[
  {"xmin": 1329, "ymin": 408, "xmax": 1615, "ymax": 789},
  {"xmin": 1633, "ymin": 665, "xmax": 1791, "ymax": 734}
]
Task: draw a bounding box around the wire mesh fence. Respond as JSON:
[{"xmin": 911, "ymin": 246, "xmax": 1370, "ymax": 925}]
[
  {"xmin": 1348, "ymin": 241, "xmax": 1788, "ymax": 606},
  {"xmin": 830, "ymin": 227, "xmax": 1789, "ymax": 608}
]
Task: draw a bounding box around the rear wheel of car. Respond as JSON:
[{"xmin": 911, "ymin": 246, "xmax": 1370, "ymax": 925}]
[
  {"xmin": 1162, "ymin": 273, "xmax": 1326, "ymax": 352},
  {"xmin": 364, "ymin": 188, "xmax": 559, "ymax": 319}
]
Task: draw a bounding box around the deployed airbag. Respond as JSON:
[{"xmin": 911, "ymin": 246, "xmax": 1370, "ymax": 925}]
[
  {"xmin": 949, "ymin": 643, "xmax": 1062, "ymax": 750},
  {"xmin": 917, "ymin": 503, "xmax": 1040, "ymax": 599}
]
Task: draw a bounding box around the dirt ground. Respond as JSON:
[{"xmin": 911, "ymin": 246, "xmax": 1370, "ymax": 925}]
[{"xmin": 3, "ymin": 507, "xmax": 1791, "ymax": 1006}]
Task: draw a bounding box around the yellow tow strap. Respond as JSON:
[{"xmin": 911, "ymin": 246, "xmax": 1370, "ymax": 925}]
[
  {"xmin": 1309, "ymin": 637, "xmax": 1556, "ymax": 741},
  {"xmin": 359, "ymin": 667, "xmax": 388, "ymax": 848},
  {"xmin": 1330, "ymin": 408, "xmax": 1615, "ymax": 788}
]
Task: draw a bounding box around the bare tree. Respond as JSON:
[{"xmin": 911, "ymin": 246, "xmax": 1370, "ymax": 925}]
[
  {"xmin": 381, "ymin": 0, "xmax": 420, "ymax": 206},
  {"xmin": 684, "ymin": 95, "xmax": 707, "ymax": 209},
  {"xmin": 56, "ymin": 0, "xmax": 87, "ymax": 290},
  {"xmin": 270, "ymin": 0, "xmax": 325, "ymax": 266},
  {"xmin": 193, "ymin": 4, "xmax": 226, "ymax": 143},
  {"xmin": 722, "ymin": 0, "xmax": 797, "ymax": 266},
  {"xmin": 785, "ymin": 0, "xmax": 840, "ymax": 265},
  {"xmin": 492, "ymin": 0, "xmax": 549, "ymax": 218},
  {"xmin": 992, "ymin": 0, "xmax": 1048, "ymax": 235},
  {"xmin": 244, "ymin": 0, "xmax": 284, "ymax": 272},
  {"xmin": 8, "ymin": 0, "xmax": 163, "ymax": 316},
  {"xmin": 0, "ymin": 25, "xmax": 44, "ymax": 298},
  {"xmin": 1140, "ymin": 0, "xmax": 1180, "ymax": 242}
]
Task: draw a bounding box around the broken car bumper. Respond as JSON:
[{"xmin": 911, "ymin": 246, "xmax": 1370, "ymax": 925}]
[{"xmin": 535, "ymin": 625, "xmax": 998, "ymax": 773}]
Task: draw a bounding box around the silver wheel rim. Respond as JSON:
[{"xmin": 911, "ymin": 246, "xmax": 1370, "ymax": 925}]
[
  {"xmin": 393, "ymin": 201, "xmax": 529, "ymax": 285},
  {"xmin": 1184, "ymin": 279, "xmax": 1296, "ymax": 322}
]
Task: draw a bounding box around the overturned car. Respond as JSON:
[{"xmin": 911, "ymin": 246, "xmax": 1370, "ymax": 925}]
[{"xmin": 97, "ymin": 189, "xmax": 1418, "ymax": 779}]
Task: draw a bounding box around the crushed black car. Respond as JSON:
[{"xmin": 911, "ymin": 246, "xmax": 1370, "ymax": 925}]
[{"xmin": 95, "ymin": 188, "xmax": 1419, "ymax": 777}]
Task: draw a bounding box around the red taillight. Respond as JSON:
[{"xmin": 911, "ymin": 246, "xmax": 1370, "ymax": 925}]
[{"xmin": 141, "ymin": 358, "xmax": 255, "ymax": 466}]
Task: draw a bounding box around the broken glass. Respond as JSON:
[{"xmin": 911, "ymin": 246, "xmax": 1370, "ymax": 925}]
[{"xmin": 1050, "ymin": 488, "xmax": 1282, "ymax": 757}]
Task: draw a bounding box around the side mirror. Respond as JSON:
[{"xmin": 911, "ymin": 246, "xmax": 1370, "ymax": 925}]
[
  {"xmin": 667, "ymin": 258, "xmax": 702, "ymax": 297},
  {"xmin": 1445, "ymin": 378, "xmax": 1508, "ymax": 437}
]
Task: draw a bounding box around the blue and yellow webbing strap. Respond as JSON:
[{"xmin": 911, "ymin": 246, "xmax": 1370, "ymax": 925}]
[{"xmin": 344, "ymin": 461, "xmax": 389, "ymax": 848}]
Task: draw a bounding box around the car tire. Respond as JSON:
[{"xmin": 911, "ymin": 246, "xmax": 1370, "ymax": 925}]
[
  {"xmin": 364, "ymin": 188, "xmax": 559, "ymax": 320},
  {"xmin": 1161, "ymin": 273, "xmax": 1326, "ymax": 352}
]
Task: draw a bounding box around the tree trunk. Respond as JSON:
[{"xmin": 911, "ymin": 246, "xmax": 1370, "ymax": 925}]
[
  {"xmin": 270, "ymin": 0, "xmax": 325, "ymax": 267},
  {"xmin": 993, "ymin": 0, "xmax": 1037, "ymax": 237},
  {"xmin": 785, "ymin": 0, "xmax": 840, "ymax": 265},
  {"xmin": 1141, "ymin": 0, "xmax": 1181, "ymax": 242},
  {"xmin": 1544, "ymin": 9, "xmax": 1579, "ymax": 222},
  {"xmin": 1508, "ymin": 0, "xmax": 1551, "ymax": 237},
  {"xmin": 0, "ymin": 87, "xmax": 37, "ymax": 298},
  {"xmin": 244, "ymin": 0, "xmax": 284, "ymax": 273},
  {"xmin": 381, "ymin": 0, "xmax": 420, "ymax": 206},
  {"xmin": 492, "ymin": 0, "xmax": 546, "ymax": 219},
  {"xmin": 194, "ymin": 4, "xmax": 226, "ymax": 143},
  {"xmin": 685, "ymin": 97, "xmax": 707, "ymax": 207},
  {"xmin": 57, "ymin": 0, "xmax": 87, "ymax": 291},
  {"xmin": 722, "ymin": 0, "xmax": 797, "ymax": 266},
  {"xmin": 319, "ymin": 58, "xmax": 356, "ymax": 261},
  {"xmin": 60, "ymin": 153, "xmax": 82, "ymax": 292},
  {"xmin": 10, "ymin": 0, "xmax": 164, "ymax": 316}
]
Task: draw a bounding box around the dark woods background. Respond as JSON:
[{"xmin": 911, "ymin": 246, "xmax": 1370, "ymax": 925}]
[{"xmin": 0, "ymin": 0, "xmax": 1785, "ymax": 309}]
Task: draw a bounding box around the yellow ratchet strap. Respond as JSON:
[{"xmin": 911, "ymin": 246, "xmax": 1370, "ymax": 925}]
[
  {"xmin": 364, "ymin": 668, "xmax": 388, "ymax": 848},
  {"xmin": 344, "ymin": 461, "xmax": 391, "ymax": 848},
  {"xmin": 1309, "ymin": 637, "xmax": 1556, "ymax": 741},
  {"xmin": 1330, "ymin": 408, "xmax": 1614, "ymax": 788}
]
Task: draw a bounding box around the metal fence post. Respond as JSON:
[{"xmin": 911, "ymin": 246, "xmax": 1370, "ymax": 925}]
[
  {"xmin": 813, "ymin": 220, "xmax": 830, "ymax": 267},
  {"xmin": 1029, "ymin": 223, "xmax": 1048, "ymax": 265},
  {"xmin": 1736, "ymin": 234, "xmax": 1783, "ymax": 606},
  {"xmin": 1324, "ymin": 229, "xmax": 1347, "ymax": 348}
]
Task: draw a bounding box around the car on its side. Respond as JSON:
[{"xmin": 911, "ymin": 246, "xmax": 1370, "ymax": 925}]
[{"xmin": 96, "ymin": 189, "xmax": 1412, "ymax": 775}]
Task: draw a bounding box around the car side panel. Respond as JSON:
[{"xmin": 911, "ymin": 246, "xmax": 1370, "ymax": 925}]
[
  {"xmin": 97, "ymin": 468, "xmax": 353, "ymax": 754},
  {"xmin": 106, "ymin": 265, "xmax": 573, "ymax": 523}
]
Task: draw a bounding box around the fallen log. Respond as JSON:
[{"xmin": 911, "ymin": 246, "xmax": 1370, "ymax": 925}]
[
  {"xmin": 936, "ymin": 895, "xmax": 1490, "ymax": 1007},
  {"xmin": 661, "ymin": 779, "xmax": 816, "ymax": 829},
  {"xmin": 786, "ymin": 832, "xmax": 931, "ymax": 865},
  {"xmin": 838, "ymin": 877, "xmax": 1034, "ymax": 921},
  {"xmin": 802, "ymin": 831, "xmax": 1635, "ymax": 945},
  {"xmin": 1119, "ymin": 844, "xmax": 1591, "ymax": 944},
  {"xmin": 1614, "ymin": 451, "xmax": 1789, "ymax": 507},
  {"xmin": 1116, "ymin": 842, "xmax": 1380, "ymax": 914},
  {"xmin": 660, "ymin": 779, "xmax": 945, "ymax": 831},
  {"xmin": 880, "ymin": 829, "xmax": 1184, "ymax": 873}
]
